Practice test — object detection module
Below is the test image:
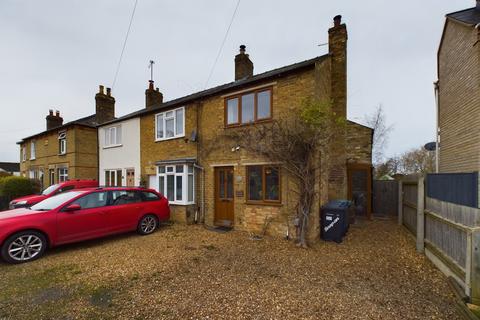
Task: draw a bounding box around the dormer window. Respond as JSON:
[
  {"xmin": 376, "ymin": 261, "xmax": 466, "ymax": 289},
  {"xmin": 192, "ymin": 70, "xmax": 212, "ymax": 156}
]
[
  {"xmin": 225, "ymin": 88, "xmax": 272, "ymax": 127},
  {"xmin": 58, "ymin": 131, "xmax": 66, "ymax": 155}
]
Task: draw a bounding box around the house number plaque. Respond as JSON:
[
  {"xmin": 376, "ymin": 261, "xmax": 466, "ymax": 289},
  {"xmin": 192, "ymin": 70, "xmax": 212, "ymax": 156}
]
[{"xmin": 236, "ymin": 190, "xmax": 244, "ymax": 198}]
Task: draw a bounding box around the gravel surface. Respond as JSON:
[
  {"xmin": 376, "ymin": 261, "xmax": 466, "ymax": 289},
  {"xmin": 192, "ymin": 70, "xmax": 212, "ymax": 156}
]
[{"xmin": 0, "ymin": 218, "xmax": 460, "ymax": 320}]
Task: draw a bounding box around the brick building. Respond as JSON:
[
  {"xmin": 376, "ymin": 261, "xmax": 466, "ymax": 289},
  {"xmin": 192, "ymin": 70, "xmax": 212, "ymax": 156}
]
[
  {"xmin": 100, "ymin": 16, "xmax": 373, "ymax": 240},
  {"xmin": 18, "ymin": 86, "xmax": 115, "ymax": 187},
  {"xmin": 436, "ymin": 1, "xmax": 480, "ymax": 173}
]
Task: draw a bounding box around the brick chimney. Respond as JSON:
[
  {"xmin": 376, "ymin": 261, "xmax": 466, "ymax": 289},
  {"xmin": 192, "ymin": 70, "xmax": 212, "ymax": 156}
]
[
  {"xmin": 46, "ymin": 109, "xmax": 63, "ymax": 130},
  {"xmin": 145, "ymin": 80, "xmax": 163, "ymax": 108},
  {"xmin": 235, "ymin": 45, "xmax": 254, "ymax": 81},
  {"xmin": 95, "ymin": 85, "xmax": 115, "ymax": 124},
  {"xmin": 328, "ymin": 15, "xmax": 348, "ymax": 119}
]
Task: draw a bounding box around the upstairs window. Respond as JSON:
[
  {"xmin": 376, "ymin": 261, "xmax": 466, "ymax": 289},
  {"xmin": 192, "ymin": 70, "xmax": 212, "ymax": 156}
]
[
  {"xmin": 58, "ymin": 131, "xmax": 66, "ymax": 155},
  {"xmin": 104, "ymin": 125, "xmax": 122, "ymax": 147},
  {"xmin": 30, "ymin": 141, "xmax": 36, "ymax": 160},
  {"xmin": 155, "ymin": 107, "xmax": 185, "ymax": 141},
  {"xmin": 21, "ymin": 146, "xmax": 26, "ymax": 162},
  {"xmin": 225, "ymin": 88, "xmax": 272, "ymax": 126}
]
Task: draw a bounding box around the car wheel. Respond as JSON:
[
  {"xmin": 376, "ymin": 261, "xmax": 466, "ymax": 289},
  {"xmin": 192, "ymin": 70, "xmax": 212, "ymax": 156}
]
[
  {"xmin": 137, "ymin": 215, "xmax": 158, "ymax": 235},
  {"xmin": 1, "ymin": 231, "xmax": 47, "ymax": 264}
]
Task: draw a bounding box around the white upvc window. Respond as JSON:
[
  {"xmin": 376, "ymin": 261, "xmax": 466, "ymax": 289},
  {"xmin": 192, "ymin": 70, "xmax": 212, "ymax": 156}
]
[
  {"xmin": 58, "ymin": 167, "xmax": 68, "ymax": 182},
  {"xmin": 29, "ymin": 170, "xmax": 35, "ymax": 179},
  {"xmin": 155, "ymin": 107, "xmax": 185, "ymax": 141},
  {"xmin": 157, "ymin": 164, "xmax": 194, "ymax": 205},
  {"xmin": 30, "ymin": 141, "xmax": 36, "ymax": 160},
  {"xmin": 21, "ymin": 146, "xmax": 26, "ymax": 162},
  {"xmin": 104, "ymin": 125, "xmax": 122, "ymax": 147},
  {"xmin": 105, "ymin": 169, "xmax": 122, "ymax": 187},
  {"xmin": 58, "ymin": 131, "xmax": 66, "ymax": 155}
]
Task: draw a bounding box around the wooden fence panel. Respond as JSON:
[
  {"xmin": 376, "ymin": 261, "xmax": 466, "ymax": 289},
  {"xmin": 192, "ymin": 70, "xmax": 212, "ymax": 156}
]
[
  {"xmin": 426, "ymin": 198, "xmax": 480, "ymax": 227},
  {"xmin": 373, "ymin": 180, "xmax": 398, "ymax": 216},
  {"xmin": 403, "ymin": 203, "xmax": 417, "ymax": 235}
]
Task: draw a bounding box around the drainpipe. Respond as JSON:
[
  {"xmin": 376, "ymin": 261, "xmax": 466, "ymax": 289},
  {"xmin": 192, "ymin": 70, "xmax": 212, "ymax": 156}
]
[
  {"xmin": 434, "ymin": 81, "xmax": 439, "ymax": 173},
  {"xmin": 193, "ymin": 163, "xmax": 205, "ymax": 224}
]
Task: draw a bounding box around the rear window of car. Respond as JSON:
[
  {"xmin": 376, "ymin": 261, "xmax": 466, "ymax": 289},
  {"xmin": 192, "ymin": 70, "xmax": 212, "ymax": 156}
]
[{"xmin": 141, "ymin": 191, "xmax": 160, "ymax": 201}]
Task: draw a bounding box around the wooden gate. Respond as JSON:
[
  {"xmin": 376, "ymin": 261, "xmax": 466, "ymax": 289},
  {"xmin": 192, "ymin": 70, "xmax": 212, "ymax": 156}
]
[{"xmin": 373, "ymin": 180, "xmax": 398, "ymax": 216}]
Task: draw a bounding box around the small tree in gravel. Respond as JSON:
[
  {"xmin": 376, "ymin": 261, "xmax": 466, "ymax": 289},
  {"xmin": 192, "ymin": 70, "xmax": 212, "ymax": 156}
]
[{"xmin": 222, "ymin": 98, "xmax": 344, "ymax": 247}]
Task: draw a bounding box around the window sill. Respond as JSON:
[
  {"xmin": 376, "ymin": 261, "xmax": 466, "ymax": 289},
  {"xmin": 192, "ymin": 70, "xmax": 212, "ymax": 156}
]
[
  {"xmin": 168, "ymin": 201, "xmax": 195, "ymax": 206},
  {"xmin": 155, "ymin": 135, "xmax": 185, "ymax": 143},
  {"xmin": 58, "ymin": 153, "xmax": 66, "ymax": 156},
  {"xmin": 103, "ymin": 144, "xmax": 123, "ymax": 149},
  {"xmin": 29, "ymin": 158, "xmax": 35, "ymax": 161},
  {"xmin": 245, "ymin": 201, "xmax": 282, "ymax": 207},
  {"xmin": 225, "ymin": 118, "xmax": 272, "ymax": 129}
]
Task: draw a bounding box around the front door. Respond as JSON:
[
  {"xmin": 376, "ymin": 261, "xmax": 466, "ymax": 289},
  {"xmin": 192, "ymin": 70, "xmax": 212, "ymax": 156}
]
[
  {"xmin": 126, "ymin": 169, "xmax": 135, "ymax": 187},
  {"xmin": 214, "ymin": 167, "xmax": 234, "ymax": 226}
]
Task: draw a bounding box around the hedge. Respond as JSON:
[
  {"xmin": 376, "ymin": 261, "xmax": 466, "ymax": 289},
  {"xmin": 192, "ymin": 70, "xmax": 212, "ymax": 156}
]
[{"xmin": 0, "ymin": 176, "xmax": 41, "ymax": 199}]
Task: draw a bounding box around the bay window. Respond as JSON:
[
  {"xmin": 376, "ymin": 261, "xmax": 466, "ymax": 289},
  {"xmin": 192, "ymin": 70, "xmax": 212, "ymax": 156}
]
[
  {"xmin": 155, "ymin": 107, "xmax": 185, "ymax": 141},
  {"xmin": 157, "ymin": 164, "xmax": 194, "ymax": 205}
]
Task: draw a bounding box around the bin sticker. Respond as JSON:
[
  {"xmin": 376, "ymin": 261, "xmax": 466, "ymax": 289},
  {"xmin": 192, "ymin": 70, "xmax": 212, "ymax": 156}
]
[
  {"xmin": 324, "ymin": 217, "xmax": 340, "ymax": 232},
  {"xmin": 326, "ymin": 216, "xmax": 332, "ymax": 221}
]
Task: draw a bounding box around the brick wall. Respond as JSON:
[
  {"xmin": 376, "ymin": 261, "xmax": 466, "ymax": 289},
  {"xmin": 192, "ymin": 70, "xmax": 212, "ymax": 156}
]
[
  {"xmin": 438, "ymin": 20, "xmax": 480, "ymax": 172},
  {"xmin": 346, "ymin": 121, "xmax": 373, "ymax": 164}
]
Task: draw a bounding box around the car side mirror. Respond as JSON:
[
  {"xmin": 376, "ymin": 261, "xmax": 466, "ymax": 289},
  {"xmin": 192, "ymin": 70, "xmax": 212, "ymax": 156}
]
[{"xmin": 64, "ymin": 204, "xmax": 81, "ymax": 212}]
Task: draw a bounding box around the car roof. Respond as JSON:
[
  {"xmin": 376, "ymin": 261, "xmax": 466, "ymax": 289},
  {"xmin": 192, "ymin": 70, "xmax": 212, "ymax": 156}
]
[{"xmin": 75, "ymin": 187, "xmax": 156, "ymax": 192}]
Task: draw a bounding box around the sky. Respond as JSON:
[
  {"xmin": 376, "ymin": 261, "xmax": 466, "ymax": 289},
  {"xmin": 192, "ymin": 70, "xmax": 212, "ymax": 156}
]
[{"xmin": 0, "ymin": 0, "xmax": 474, "ymax": 162}]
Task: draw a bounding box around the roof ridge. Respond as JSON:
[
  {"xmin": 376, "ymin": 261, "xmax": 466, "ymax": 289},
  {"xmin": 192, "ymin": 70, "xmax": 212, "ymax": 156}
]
[{"xmin": 446, "ymin": 6, "xmax": 476, "ymax": 17}]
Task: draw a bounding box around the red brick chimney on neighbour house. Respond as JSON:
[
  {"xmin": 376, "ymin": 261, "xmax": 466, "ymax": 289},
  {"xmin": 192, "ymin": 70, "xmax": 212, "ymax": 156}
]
[
  {"xmin": 46, "ymin": 110, "xmax": 63, "ymax": 130},
  {"xmin": 145, "ymin": 80, "xmax": 163, "ymax": 108},
  {"xmin": 95, "ymin": 85, "xmax": 115, "ymax": 124},
  {"xmin": 235, "ymin": 45, "xmax": 254, "ymax": 80}
]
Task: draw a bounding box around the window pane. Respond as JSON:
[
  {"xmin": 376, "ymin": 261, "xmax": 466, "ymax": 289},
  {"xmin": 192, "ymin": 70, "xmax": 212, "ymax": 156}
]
[
  {"xmin": 142, "ymin": 192, "xmax": 159, "ymax": 201},
  {"xmin": 241, "ymin": 93, "xmax": 255, "ymax": 124},
  {"xmin": 158, "ymin": 166, "xmax": 165, "ymax": 174},
  {"xmin": 165, "ymin": 118, "xmax": 174, "ymax": 138},
  {"xmin": 226, "ymin": 170, "xmax": 233, "ymax": 199},
  {"xmin": 166, "ymin": 111, "xmax": 173, "ymax": 118},
  {"xmin": 159, "ymin": 176, "xmax": 165, "ymax": 195},
  {"xmin": 265, "ymin": 167, "xmax": 279, "ymax": 201},
  {"xmin": 257, "ymin": 90, "xmax": 271, "ymax": 119},
  {"xmin": 188, "ymin": 165, "xmax": 193, "ymax": 174},
  {"xmin": 167, "ymin": 175, "xmax": 174, "ymax": 201},
  {"xmin": 175, "ymin": 108, "xmax": 184, "ymax": 135},
  {"xmin": 248, "ymin": 166, "xmax": 262, "ymax": 201},
  {"xmin": 175, "ymin": 165, "xmax": 184, "ymax": 173},
  {"xmin": 116, "ymin": 170, "xmax": 122, "ymax": 187},
  {"xmin": 166, "ymin": 166, "xmax": 174, "ymax": 173},
  {"xmin": 105, "ymin": 129, "xmax": 110, "ymax": 145},
  {"xmin": 116, "ymin": 126, "xmax": 122, "ymax": 144},
  {"xmin": 105, "ymin": 171, "xmax": 109, "ymax": 186},
  {"xmin": 176, "ymin": 175, "xmax": 183, "ymax": 201},
  {"xmin": 227, "ymin": 98, "xmax": 239, "ymax": 124},
  {"xmin": 72, "ymin": 192, "xmax": 107, "ymax": 209},
  {"xmin": 156, "ymin": 114, "xmax": 164, "ymax": 139},
  {"xmin": 188, "ymin": 174, "xmax": 193, "ymax": 202}
]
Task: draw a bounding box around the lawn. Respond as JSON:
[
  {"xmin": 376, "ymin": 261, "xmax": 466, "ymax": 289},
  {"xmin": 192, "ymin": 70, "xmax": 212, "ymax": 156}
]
[{"xmin": 0, "ymin": 219, "xmax": 460, "ymax": 320}]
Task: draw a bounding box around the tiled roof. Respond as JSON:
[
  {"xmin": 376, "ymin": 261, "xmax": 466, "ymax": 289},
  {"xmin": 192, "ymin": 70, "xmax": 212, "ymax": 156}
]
[
  {"xmin": 0, "ymin": 162, "xmax": 20, "ymax": 172},
  {"xmin": 447, "ymin": 7, "xmax": 480, "ymax": 25},
  {"xmin": 100, "ymin": 54, "xmax": 330, "ymax": 126}
]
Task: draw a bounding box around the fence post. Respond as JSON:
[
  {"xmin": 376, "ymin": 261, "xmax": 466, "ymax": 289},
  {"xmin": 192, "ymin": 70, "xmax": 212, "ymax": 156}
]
[
  {"xmin": 471, "ymin": 229, "xmax": 480, "ymax": 305},
  {"xmin": 416, "ymin": 177, "xmax": 425, "ymax": 253},
  {"xmin": 398, "ymin": 180, "xmax": 403, "ymax": 226}
]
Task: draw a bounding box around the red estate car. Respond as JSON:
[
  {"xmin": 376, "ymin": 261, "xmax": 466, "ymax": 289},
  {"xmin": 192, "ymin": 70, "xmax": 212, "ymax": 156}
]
[
  {"xmin": 9, "ymin": 180, "xmax": 99, "ymax": 209},
  {"xmin": 0, "ymin": 187, "xmax": 170, "ymax": 264}
]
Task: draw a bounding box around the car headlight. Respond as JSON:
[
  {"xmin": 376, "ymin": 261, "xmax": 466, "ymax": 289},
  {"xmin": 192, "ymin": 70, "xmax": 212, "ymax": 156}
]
[{"xmin": 16, "ymin": 201, "xmax": 27, "ymax": 205}]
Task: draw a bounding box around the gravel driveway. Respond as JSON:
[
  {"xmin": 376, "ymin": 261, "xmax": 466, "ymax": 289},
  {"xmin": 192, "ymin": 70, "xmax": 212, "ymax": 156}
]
[{"xmin": 0, "ymin": 218, "xmax": 460, "ymax": 320}]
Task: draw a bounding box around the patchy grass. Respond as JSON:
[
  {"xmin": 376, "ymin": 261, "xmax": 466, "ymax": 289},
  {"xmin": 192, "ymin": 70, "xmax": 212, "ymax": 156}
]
[{"xmin": 0, "ymin": 220, "xmax": 461, "ymax": 319}]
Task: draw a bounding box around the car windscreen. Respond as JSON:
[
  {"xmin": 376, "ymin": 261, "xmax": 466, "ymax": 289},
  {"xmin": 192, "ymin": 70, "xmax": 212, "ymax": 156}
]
[
  {"xmin": 42, "ymin": 184, "xmax": 60, "ymax": 195},
  {"xmin": 30, "ymin": 191, "xmax": 83, "ymax": 211}
]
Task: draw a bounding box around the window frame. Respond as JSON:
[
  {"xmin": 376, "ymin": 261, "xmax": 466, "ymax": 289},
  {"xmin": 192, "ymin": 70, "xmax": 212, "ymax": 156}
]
[
  {"xmin": 21, "ymin": 146, "xmax": 26, "ymax": 162},
  {"xmin": 104, "ymin": 125, "xmax": 122, "ymax": 148},
  {"xmin": 30, "ymin": 141, "xmax": 36, "ymax": 160},
  {"xmin": 224, "ymin": 87, "xmax": 273, "ymax": 127},
  {"xmin": 155, "ymin": 106, "xmax": 186, "ymax": 142},
  {"xmin": 157, "ymin": 163, "xmax": 194, "ymax": 205},
  {"xmin": 58, "ymin": 131, "xmax": 67, "ymax": 155},
  {"xmin": 246, "ymin": 165, "xmax": 281, "ymax": 205},
  {"xmin": 105, "ymin": 169, "xmax": 123, "ymax": 187},
  {"xmin": 58, "ymin": 167, "xmax": 68, "ymax": 182}
]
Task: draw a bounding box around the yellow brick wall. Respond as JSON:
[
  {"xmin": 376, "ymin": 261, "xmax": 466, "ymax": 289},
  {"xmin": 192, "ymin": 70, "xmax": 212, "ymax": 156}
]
[{"xmin": 438, "ymin": 20, "xmax": 480, "ymax": 172}]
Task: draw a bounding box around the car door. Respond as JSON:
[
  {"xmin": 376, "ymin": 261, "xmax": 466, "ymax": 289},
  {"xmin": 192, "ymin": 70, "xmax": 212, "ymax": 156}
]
[
  {"xmin": 105, "ymin": 190, "xmax": 143, "ymax": 233},
  {"xmin": 56, "ymin": 191, "xmax": 108, "ymax": 244}
]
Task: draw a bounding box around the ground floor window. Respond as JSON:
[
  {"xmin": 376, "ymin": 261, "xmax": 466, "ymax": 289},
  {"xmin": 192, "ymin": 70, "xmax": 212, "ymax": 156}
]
[
  {"xmin": 105, "ymin": 169, "xmax": 122, "ymax": 187},
  {"xmin": 58, "ymin": 167, "xmax": 68, "ymax": 182},
  {"xmin": 157, "ymin": 164, "xmax": 194, "ymax": 205},
  {"xmin": 247, "ymin": 165, "xmax": 280, "ymax": 203}
]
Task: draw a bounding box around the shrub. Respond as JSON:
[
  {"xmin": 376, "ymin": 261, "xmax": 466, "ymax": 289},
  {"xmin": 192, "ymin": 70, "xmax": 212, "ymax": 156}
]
[{"xmin": 0, "ymin": 176, "xmax": 40, "ymax": 199}]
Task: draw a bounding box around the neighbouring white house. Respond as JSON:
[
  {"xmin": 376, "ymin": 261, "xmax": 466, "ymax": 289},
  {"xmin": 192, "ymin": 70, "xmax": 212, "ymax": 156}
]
[{"xmin": 98, "ymin": 117, "xmax": 141, "ymax": 187}]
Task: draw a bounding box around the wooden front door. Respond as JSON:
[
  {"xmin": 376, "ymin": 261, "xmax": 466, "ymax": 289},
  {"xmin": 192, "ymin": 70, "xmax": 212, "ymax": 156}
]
[
  {"xmin": 126, "ymin": 169, "xmax": 135, "ymax": 187},
  {"xmin": 214, "ymin": 167, "xmax": 234, "ymax": 226},
  {"xmin": 347, "ymin": 163, "xmax": 372, "ymax": 219}
]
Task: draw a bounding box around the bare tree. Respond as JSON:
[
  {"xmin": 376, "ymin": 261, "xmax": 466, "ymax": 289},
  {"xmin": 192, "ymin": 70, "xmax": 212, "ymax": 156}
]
[
  {"xmin": 375, "ymin": 145, "xmax": 435, "ymax": 177},
  {"xmin": 365, "ymin": 105, "xmax": 393, "ymax": 165},
  {"xmin": 218, "ymin": 98, "xmax": 344, "ymax": 247}
]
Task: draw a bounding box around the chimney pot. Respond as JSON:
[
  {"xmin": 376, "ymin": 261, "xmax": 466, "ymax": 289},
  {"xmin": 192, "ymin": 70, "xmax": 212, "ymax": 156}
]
[
  {"xmin": 156, "ymin": 87, "xmax": 159, "ymax": 92},
  {"xmin": 99, "ymin": 85, "xmax": 104, "ymax": 94},
  {"xmin": 55, "ymin": 110, "xmax": 60, "ymax": 117},
  {"xmin": 333, "ymin": 15, "xmax": 342, "ymax": 27},
  {"xmin": 148, "ymin": 80, "xmax": 154, "ymax": 90},
  {"xmin": 49, "ymin": 109, "xmax": 53, "ymax": 116},
  {"xmin": 106, "ymin": 87, "xmax": 111, "ymax": 96},
  {"xmin": 239, "ymin": 45, "xmax": 246, "ymax": 53}
]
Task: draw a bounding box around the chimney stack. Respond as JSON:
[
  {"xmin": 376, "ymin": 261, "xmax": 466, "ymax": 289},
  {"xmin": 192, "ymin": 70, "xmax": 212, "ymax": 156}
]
[
  {"xmin": 145, "ymin": 80, "xmax": 163, "ymax": 108},
  {"xmin": 234, "ymin": 45, "xmax": 254, "ymax": 81},
  {"xmin": 95, "ymin": 85, "xmax": 115, "ymax": 124},
  {"xmin": 328, "ymin": 14, "xmax": 348, "ymax": 119},
  {"xmin": 46, "ymin": 109, "xmax": 63, "ymax": 130}
]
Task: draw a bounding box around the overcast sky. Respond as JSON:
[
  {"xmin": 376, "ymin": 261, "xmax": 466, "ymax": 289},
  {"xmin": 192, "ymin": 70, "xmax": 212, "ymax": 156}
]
[{"xmin": 0, "ymin": 0, "xmax": 474, "ymax": 162}]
